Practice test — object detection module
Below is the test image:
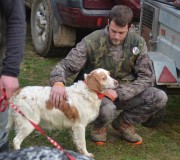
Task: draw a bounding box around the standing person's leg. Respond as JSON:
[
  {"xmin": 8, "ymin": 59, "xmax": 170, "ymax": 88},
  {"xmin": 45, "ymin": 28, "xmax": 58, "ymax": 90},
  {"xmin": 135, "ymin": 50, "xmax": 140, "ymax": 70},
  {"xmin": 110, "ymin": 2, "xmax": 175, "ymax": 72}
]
[
  {"xmin": 0, "ymin": 109, "xmax": 9, "ymax": 153},
  {"xmin": 91, "ymin": 97, "xmax": 117, "ymax": 144},
  {"xmin": 112, "ymin": 87, "xmax": 168, "ymax": 144},
  {"xmin": 0, "ymin": 76, "xmax": 9, "ymax": 153},
  {"xmin": 0, "ymin": 16, "xmax": 9, "ymax": 153}
]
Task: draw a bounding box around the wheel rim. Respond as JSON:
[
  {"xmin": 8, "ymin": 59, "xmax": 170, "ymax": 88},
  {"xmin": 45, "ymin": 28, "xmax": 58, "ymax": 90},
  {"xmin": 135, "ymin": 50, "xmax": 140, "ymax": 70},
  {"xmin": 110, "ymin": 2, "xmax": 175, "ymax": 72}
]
[{"xmin": 34, "ymin": 2, "xmax": 48, "ymax": 43}]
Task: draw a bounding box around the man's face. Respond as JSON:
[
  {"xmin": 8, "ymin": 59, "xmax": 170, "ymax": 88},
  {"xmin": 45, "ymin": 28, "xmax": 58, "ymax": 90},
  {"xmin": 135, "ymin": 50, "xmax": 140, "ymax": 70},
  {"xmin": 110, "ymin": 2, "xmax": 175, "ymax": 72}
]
[{"xmin": 108, "ymin": 20, "xmax": 129, "ymax": 45}]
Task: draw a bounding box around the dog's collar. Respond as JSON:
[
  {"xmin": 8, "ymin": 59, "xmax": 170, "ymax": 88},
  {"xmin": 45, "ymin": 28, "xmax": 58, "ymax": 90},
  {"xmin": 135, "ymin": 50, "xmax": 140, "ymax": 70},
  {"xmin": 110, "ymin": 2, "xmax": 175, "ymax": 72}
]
[
  {"xmin": 95, "ymin": 92, "xmax": 105, "ymax": 99},
  {"xmin": 84, "ymin": 81, "xmax": 105, "ymax": 99}
]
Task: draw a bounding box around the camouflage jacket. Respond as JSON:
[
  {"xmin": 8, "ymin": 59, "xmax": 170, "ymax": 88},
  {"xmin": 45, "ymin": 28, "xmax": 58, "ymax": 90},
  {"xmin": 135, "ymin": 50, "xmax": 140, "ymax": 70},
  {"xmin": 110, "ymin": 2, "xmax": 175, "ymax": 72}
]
[{"xmin": 50, "ymin": 26, "xmax": 155, "ymax": 101}]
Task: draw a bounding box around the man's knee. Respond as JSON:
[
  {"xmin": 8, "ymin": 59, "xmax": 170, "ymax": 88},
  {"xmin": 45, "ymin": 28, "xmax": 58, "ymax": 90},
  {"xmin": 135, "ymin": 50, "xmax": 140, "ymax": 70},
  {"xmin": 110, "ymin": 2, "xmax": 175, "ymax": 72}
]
[
  {"xmin": 154, "ymin": 89, "xmax": 168, "ymax": 109},
  {"xmin": 142, "ymin": 87, "xmax": 168, "ymax": 109},
  {"xmin": 99, "ymin": 98, "xmax": 116, "ymax": 123},
  {"xmin": 100, "ymin": 104, "xmax": 116, "ymax": 121}
]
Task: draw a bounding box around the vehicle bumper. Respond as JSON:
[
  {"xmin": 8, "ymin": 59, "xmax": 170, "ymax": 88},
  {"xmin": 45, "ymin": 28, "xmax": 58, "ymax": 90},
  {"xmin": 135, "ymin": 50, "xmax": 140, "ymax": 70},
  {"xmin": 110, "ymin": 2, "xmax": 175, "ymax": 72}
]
[{"xmin": 56, "ymin": 4, "xmax": 110, "ymax": 28}]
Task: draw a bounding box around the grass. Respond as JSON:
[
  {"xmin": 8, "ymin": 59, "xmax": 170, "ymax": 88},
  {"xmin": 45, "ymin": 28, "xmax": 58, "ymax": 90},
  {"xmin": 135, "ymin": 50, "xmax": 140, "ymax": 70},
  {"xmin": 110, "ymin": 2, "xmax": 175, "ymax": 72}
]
[{"xmin": 8, "ymin": 35, "xmax": 180, "ymax": 160}]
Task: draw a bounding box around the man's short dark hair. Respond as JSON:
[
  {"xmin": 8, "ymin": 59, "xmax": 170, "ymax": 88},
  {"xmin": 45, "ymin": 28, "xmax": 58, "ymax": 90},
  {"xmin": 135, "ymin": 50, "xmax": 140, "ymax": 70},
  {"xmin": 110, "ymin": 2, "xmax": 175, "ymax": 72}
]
[{"xmin": 109, "ymin": 5, "xmax": 133, "ymax": 28}]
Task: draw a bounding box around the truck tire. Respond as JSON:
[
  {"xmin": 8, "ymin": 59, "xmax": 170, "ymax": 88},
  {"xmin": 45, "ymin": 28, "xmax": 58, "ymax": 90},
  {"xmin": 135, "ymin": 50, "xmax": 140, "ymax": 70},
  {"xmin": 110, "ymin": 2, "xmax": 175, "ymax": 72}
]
[{"xmin": 31, "ymin": 0, "xmax": 54, "ymax": 57}]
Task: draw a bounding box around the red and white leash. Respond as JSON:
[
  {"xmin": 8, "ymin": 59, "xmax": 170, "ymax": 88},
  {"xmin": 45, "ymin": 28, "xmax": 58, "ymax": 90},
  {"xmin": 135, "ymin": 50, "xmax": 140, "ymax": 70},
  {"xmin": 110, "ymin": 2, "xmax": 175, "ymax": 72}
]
[
  {"xmin": 0, "ymin": 90, "xmax": 75, "ymax": 160},
  {"xmin": 0, "ymin": 90, "xmax": 8, "ymax": 112}
]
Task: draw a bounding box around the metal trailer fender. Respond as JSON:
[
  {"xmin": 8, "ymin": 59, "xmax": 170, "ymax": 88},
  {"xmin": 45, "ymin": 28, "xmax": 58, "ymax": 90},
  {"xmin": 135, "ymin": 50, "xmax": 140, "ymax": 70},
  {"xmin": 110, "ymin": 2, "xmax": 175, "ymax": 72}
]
[{"xmin": 148, "ymin": 51, "xmax": 179, "ymax": 86}]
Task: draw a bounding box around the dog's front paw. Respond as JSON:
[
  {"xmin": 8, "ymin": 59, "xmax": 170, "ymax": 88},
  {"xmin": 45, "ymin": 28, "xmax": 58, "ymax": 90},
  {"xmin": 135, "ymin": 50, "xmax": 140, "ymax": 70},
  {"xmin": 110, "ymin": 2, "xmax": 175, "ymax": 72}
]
[{"xmin": 85, "ymin": 152, "xmax": 94, "ymax": 158}]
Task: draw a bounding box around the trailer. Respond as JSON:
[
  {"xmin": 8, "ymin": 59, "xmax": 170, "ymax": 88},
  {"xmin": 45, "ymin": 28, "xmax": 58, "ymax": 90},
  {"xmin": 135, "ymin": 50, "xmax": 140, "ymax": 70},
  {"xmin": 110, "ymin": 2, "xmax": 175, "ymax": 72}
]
[{"xmin": 140, "ymin": 0, "xmax": 180, "ymax": 94}]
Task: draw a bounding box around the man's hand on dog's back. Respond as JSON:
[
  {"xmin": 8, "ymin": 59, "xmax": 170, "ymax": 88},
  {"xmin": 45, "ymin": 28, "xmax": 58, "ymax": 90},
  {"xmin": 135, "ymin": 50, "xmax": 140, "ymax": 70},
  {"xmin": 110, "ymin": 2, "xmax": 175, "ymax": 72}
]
[{"xmin": 50, "ymin": 82, "xmax": 68, "ymax": 109}]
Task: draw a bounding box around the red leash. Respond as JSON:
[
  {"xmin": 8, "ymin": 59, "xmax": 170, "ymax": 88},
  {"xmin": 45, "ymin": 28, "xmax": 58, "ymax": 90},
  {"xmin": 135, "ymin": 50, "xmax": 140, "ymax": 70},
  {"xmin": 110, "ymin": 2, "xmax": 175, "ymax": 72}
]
[
  {"xmin": 0, "ymin": 90, "xmax": 8, "ymax": 112},
  {"xmin": 0, "ymin": 90, "xmax": 75, "ymax": 160}
]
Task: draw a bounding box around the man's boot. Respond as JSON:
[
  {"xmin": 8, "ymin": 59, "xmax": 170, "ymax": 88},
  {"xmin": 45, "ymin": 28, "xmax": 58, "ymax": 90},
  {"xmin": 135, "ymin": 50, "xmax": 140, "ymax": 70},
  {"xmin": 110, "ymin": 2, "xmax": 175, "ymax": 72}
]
[
  {"xmin": 91, "ymin": 127, "xmax": 107, "ymax": 145},
  {"xmin": 112, "ymin": 118, "xmax": 142, "ymax": 144}
]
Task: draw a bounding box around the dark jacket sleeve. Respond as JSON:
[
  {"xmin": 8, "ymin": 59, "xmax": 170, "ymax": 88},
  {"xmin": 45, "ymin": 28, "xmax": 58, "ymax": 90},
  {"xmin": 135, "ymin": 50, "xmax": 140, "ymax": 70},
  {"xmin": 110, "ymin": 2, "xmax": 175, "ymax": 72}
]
[{"xmin": 0, "ymin": 0, "xmax": 26, "ymax": 77}]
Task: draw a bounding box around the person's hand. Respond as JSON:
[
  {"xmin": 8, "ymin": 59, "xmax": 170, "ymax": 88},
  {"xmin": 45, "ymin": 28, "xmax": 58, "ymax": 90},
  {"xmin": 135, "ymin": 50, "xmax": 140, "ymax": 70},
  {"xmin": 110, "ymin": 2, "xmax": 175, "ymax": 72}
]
[
  {"xmin": 104, "ymin": 89, "xmax": 118, "ymax": 101},
  {"xmin": 50, "ymin": 82, "xmax": 68, "ymax": 109},
  {"xmin": 0, "ymin": 75, "xmax": 19, "ymax": 99}
]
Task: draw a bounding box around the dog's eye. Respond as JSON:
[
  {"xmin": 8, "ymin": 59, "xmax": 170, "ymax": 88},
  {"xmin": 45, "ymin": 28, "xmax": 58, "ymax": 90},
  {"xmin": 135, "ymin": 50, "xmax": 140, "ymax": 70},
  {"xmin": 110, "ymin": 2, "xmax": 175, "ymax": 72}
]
[{"xmin": 102, "ymin": 76, "xmax": 107, "ymax": 81}]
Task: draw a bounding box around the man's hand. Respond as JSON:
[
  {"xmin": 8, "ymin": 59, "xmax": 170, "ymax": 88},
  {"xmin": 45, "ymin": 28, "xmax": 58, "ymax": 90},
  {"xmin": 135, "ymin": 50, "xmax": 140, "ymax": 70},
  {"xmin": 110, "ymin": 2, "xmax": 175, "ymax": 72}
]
[
  {"xmin": 104, "ymin": 89, "xmax": 118, "ymax": 101},
  {"xmin": 50, "ymin": 82, "xmax": 68, "ymax": 109},
  {"xmin": 0, "ymin": 75, "xmax": 19, "ymax": 99}
]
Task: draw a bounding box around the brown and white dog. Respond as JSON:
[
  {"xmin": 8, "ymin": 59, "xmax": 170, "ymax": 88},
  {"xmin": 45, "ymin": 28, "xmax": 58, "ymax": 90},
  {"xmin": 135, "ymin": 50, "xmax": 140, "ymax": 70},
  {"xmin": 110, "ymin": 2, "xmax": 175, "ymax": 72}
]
[{"xmin": 7, "ymin": 68, "xmax": 118, "ymax": 157}]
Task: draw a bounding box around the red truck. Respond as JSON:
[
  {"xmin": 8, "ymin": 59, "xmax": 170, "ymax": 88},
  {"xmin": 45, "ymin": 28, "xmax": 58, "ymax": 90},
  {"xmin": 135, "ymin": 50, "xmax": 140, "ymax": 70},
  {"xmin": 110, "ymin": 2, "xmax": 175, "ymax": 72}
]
[{"xmin": 24, "ymin": 0, "xmax": 140, "ymax": 57}]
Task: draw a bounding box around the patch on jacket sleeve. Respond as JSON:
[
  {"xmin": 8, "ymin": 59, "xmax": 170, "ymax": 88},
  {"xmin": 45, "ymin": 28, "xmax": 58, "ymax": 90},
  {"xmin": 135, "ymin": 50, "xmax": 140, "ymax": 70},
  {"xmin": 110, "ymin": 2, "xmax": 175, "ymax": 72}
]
[{"xmin": 132, "ymin": 47, "xmax": 140, "ymax": 55}]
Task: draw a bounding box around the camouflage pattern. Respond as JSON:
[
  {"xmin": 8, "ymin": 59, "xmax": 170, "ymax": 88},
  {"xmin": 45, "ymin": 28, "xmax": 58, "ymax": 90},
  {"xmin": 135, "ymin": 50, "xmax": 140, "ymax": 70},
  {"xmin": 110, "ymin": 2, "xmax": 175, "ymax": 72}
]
[
  {"xmin": 50, "ymin": 26, "xmax": 155, "ymax": 94},
  {"xmin": 84, "ymin": 28, "xmax": 144, "ymax": 82},
  {"xmin": 50, "ymin": 26, "xmax": 167, "ymax": 128},
  {"xmin": 93, "ymin": 87, "xmax": 167, "ymax": 129}
]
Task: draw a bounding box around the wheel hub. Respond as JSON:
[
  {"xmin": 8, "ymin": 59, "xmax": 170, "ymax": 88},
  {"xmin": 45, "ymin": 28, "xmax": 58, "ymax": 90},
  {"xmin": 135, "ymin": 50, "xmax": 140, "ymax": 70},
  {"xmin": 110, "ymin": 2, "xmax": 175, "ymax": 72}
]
[{"xmin": 35, "ymin": 3, "xmax": 47, "ymax": 42}]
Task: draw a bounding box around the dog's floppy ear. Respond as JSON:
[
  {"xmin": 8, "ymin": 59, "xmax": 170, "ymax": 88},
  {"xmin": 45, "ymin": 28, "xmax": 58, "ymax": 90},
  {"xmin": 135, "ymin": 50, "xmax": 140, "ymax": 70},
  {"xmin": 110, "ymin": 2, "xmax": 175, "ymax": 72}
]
[{"xmin": 86, "ymin": 74, "xmax": 103, "ymax": 92}]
